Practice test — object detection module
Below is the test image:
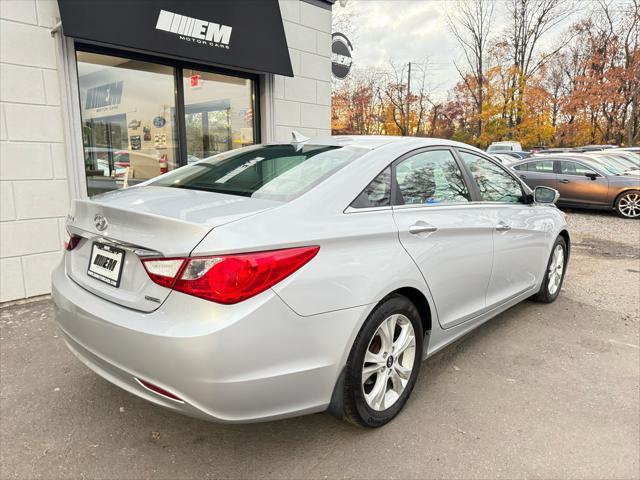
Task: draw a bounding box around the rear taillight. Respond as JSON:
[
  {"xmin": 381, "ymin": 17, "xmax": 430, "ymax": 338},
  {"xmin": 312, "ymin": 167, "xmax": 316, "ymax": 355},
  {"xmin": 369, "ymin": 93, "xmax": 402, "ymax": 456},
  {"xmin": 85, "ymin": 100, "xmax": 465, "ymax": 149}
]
[
  {"xmin": 63, "ymin": 228, "xmax": 81, "ymax": 251},
  {"xmin": 141, "ymin": 246, "xmax": 319, "ymax": 304}
]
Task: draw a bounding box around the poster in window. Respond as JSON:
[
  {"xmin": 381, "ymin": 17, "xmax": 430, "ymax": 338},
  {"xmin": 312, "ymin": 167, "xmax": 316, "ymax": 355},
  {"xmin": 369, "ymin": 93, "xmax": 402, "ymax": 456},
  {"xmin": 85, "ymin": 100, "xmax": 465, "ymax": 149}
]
[{"xmin": 130, "ymin": 135, "xmax": 141, "ymax": 150}]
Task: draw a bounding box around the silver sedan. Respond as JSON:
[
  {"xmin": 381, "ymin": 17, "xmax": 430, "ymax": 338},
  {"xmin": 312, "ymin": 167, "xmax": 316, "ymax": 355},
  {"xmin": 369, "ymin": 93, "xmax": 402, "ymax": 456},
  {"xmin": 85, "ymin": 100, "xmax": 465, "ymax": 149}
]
[{"xmin": 52, "ymin": 135, "xmax": 570, "ymax": 427}]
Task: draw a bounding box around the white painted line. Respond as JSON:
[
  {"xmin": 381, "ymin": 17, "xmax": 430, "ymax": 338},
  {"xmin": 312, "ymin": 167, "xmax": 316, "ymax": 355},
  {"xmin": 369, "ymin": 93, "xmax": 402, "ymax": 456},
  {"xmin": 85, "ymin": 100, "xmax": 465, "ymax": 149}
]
[{"xmin": 609, "ymin": 339, "xmax": 640, "ymax": 350}]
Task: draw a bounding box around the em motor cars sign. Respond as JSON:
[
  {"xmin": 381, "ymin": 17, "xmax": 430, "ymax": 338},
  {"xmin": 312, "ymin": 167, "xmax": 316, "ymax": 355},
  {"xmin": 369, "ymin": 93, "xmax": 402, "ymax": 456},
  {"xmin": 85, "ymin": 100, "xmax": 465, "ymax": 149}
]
[{"xmin": 332, "ymin": 32, "xmax": 353, "ymax": 80}]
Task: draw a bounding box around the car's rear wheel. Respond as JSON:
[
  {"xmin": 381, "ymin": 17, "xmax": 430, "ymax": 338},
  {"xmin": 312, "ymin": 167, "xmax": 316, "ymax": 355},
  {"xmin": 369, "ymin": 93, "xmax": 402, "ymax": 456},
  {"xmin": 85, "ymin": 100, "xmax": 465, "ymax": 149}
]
[
  {"xmin": 532, "ymin": 236, "xmax": 567, "ymax": 303},
  {"xmin": 615, "ymin": 190, "xmax": 640, "ymax": 219},
  {"xmin": 341, "ymin": 295, "xmax": 423, "ymax": 427}
]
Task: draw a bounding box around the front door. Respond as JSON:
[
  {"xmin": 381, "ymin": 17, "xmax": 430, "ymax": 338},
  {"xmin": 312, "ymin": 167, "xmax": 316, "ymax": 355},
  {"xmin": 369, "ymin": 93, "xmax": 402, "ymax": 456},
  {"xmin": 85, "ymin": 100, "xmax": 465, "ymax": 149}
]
[
  {"xmin": 457, "ymin": 150, "xmax": 550, "ymax": 307},
  {"xmin": 556, "ymin": 160, "xmax": 610, "ymax": 206},
  {"xmin": 392, "ymin": 149, "xmax": 494, "ymax": 328}
]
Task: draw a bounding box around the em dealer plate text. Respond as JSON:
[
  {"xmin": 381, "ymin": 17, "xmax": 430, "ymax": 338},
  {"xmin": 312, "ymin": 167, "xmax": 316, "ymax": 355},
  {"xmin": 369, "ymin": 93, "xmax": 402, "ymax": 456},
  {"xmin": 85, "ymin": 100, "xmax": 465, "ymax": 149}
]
[{"xmin": 87, "ymin": 242, "xmax": 125, "ymax": 287}]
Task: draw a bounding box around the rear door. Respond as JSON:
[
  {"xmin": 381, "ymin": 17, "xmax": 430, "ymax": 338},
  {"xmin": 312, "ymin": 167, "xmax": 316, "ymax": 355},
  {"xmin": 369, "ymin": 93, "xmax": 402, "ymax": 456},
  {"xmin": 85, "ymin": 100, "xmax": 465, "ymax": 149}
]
[
  {"xmin": 556, "ymin": 160, "xmax": 610, "ymax": 206},
  {"xmin": 513, "ymin": 159, "xmax": 558, "ymax": 190},
  {"xmin": 456, "ymin": 150, "xmax": 550, "ymax": 308},
  {"xmin": 391, "ymin": 148, "xmax": 494, "ymax": 328}
]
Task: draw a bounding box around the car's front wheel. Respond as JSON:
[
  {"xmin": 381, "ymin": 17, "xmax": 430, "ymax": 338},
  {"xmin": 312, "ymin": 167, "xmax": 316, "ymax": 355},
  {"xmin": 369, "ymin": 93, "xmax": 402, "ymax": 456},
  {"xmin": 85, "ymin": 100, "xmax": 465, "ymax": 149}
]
[
  {"xmin": 532, "ymin": 236, "xmax": 567, "ymax": 303},
  {"xmin": 615, "ymin": 190, "xmax": 640, "ymax": 219},
  {"xmin": 340, "ymin": 295, "xmax": 424, "ymax": 427}
]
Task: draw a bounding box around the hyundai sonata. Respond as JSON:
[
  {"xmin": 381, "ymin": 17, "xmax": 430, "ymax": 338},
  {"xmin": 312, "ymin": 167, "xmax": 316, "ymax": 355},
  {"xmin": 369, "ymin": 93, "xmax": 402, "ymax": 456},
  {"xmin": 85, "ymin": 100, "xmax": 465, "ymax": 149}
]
[{"xmin": 52, "ymin": 135, "xmax": 570, "ymax": 427}]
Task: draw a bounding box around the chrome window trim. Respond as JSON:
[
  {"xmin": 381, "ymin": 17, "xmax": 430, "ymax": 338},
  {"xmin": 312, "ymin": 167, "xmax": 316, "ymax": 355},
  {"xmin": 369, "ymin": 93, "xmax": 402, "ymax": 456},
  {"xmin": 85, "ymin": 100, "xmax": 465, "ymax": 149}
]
[
  {"xmin": 344, "ymin": 205, "xmax": 392, "ymax": 214},
  {"xmin": 391, "ymin": 200, "xmax": 471, "ymax": 211}
]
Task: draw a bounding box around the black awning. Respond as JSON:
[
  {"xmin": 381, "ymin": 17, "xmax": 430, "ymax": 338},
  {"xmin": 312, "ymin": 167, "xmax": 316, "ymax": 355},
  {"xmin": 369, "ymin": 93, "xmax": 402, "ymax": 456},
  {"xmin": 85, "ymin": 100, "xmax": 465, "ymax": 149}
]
[{"xmin": 57, "ymin": 0, "xmax": 293, "ymax": 77}]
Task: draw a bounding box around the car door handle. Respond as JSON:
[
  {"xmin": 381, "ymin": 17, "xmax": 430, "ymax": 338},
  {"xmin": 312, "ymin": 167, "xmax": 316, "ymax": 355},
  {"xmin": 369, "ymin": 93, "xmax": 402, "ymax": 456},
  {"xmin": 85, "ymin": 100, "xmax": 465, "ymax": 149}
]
[
  {"xmin": 519, "ymin": 174, "xmax": 527, "ymax": 179},
  {"xmin": 560, "ymin": 179, "xmax": 570, "ymax": 183},
  {"xmin": 409, "ymin": 224, "xmax": 438, "ymax": 235},
  {"xmin": 495, "ymin": 222, "xmax": 511, "ymax": 232}
]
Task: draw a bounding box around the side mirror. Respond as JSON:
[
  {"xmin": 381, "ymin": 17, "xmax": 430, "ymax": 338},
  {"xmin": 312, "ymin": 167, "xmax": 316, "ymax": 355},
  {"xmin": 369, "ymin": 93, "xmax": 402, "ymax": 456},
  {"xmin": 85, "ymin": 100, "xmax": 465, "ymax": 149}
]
[
  {"xmin": 534, "ymin": 186, "xmax": 560, "ymax": 204},
  {"xmin": 585, "ymin": 172, "xmax": 598, "ymax": 180}
]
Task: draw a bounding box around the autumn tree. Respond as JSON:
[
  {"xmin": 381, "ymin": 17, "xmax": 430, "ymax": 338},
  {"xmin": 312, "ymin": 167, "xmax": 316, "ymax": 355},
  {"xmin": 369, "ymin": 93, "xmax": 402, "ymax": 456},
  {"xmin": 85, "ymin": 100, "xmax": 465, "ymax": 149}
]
[{"xmin": 446, "ymin": 0, "xmax": 495, "ymax": 138}]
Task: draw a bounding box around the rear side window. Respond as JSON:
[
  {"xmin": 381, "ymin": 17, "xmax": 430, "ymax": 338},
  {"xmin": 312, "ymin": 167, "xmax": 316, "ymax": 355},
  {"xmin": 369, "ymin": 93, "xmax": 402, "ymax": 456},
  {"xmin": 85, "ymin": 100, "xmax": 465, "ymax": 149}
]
[
  {"xmin": 351, "ymin": 167, "xmax": 391, "ymax": 208},
  {"xmin": 526, "ymin": 160, "xmax": 554, "ymax": 173},
  {"xmin": 458, "ymin": 151, "xmax": 524, "ymax": 203},
  {"xmin": 395, "ymin": 150, "xmax": 470, "ymax": 205},
  {"xmin": 150, "ymin": 144, "xmax": 365, "ymax": 202}
]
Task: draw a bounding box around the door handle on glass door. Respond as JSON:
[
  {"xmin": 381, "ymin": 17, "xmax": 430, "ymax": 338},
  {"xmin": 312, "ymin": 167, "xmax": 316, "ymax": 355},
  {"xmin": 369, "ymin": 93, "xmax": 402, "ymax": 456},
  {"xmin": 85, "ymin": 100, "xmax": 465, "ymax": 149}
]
[
  {"xmin": 495, "ymin": 222, "xmax": 511, "ymax": 232},
  {"xmin": 409, "ymin": 223, "xmax": 438, "ymax": 235}
]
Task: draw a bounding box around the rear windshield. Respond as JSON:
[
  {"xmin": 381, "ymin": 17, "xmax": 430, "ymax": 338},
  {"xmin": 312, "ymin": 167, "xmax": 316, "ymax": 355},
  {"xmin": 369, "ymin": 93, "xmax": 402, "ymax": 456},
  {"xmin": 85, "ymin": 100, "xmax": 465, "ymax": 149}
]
[{"xmin": 150, "ymin": 144, "xmax": 365, "ymax": 201}]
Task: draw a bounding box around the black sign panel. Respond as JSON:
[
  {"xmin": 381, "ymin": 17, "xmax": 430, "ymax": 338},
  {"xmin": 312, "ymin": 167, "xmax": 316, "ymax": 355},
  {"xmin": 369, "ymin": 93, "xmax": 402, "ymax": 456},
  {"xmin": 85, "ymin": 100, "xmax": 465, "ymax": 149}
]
[
  {"xmin": 57, "ymin": 0, "xmax": 293, "ymax": 77},
  {"xmin": 332, "ymin": 33, "xmax": 353, "ymax": 79}
]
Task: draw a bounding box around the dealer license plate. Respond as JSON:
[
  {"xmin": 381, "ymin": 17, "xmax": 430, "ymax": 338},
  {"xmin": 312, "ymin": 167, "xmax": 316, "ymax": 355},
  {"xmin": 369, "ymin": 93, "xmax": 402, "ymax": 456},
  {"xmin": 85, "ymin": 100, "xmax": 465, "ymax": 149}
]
[{"xmin": 87, "ymin": 242, "xmax": 125, "ymax": 287}]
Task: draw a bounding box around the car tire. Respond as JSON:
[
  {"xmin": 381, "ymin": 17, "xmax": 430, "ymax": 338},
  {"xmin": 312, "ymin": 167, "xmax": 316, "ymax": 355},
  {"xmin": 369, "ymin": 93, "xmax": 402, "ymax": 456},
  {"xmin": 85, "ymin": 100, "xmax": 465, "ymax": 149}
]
[
  {"xmin": 531, "ymin": 236, "xmax": 567, "ymax": 303},
  {"xmin": 340, "ymin": 295, "xmax": 424, "ymax": 428},
  {"xmin": 614, "ymin": 190, "xmax": 640, "ymax": 219}
]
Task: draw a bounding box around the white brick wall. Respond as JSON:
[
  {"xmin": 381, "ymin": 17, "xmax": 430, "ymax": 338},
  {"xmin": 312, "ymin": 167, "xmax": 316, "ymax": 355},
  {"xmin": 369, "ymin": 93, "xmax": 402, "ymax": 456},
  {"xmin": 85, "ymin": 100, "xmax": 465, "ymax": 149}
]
[
  {"xmin": 0, "ymin": 0, "xmax": 66, "ymax": 302},
  {"xmin": 274, "ymin": 0, "xmax": 333, "ymax": 141}
]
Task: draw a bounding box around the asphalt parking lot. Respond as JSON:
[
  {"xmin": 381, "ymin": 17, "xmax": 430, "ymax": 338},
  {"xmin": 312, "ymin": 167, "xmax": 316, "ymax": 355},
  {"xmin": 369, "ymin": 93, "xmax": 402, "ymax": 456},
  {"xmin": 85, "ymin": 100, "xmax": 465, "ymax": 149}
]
[{"xmin": 1, "ymin": 210, "xmax": 639, "ymax": 480}]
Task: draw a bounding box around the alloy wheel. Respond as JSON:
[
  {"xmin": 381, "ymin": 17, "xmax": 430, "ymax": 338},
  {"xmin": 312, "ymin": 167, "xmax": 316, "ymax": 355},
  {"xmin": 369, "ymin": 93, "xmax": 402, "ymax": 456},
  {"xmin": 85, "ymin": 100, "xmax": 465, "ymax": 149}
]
[
  {"xmin": 547, "ymin": 244, "xmax": 565, "ymax": 295},
  {"xmin": 618, "ymin": 193, "xmax": 640, "ymax": 218},
  {"xmin": 362, "ymin": 314, "xmax": 416, "ymax": 411}
]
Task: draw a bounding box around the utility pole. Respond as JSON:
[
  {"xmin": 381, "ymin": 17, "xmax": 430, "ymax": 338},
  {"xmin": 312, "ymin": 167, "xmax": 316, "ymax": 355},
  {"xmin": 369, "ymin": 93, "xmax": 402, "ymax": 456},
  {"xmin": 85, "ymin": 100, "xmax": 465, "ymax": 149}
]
[{"xmin": 406, "ymin": 62, "xmax": 411, "ymax": 136}]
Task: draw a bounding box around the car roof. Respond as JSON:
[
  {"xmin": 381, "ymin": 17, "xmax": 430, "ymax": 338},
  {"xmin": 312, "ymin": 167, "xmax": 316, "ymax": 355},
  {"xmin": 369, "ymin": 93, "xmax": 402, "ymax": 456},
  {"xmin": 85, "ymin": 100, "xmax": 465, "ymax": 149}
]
[
  {"xmin": 517, "ymin": 154, "xmax": 612, "ymax": 173},
  {"xmin": 292, "ymin": 135, "xmax": 478, "ymax": 151}
]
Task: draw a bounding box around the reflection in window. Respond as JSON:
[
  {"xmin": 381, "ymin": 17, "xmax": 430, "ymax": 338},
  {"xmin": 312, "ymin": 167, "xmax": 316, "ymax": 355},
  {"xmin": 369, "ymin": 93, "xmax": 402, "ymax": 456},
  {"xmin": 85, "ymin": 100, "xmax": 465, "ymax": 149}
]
[
  {"xmin": 76, "ymin": 51, "xmax": 179, "ymax": 196},
  {"xmin": 396, "ymin": 150, "xmax": 470, "ymax": 205},
  {"xmin": 458, "ymin": 151, "xmax": 523, "ymax": 203},
  {"xmin": 351, "ymin": 168, "xmax": 392, "ymax": 208},
  {"xmin": 183, "ymin": 70, "xmax": 255, "ymax": 162}
]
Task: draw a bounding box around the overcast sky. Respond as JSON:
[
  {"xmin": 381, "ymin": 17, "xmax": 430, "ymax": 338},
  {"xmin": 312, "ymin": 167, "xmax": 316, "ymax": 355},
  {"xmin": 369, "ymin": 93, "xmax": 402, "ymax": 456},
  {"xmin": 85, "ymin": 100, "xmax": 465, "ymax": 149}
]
[{"xmin": 332, "ymin": 0, "xmax": 585, "ymax": 98}]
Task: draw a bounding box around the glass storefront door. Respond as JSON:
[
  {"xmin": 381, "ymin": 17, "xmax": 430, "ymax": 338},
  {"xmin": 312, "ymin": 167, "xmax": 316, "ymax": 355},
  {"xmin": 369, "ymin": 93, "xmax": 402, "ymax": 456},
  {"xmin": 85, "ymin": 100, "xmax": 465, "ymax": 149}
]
[
  {"xmin": 76, "ymin": 50, "xmax": 257, "ymax": 196},
  {"xmin": 182, "ymin": 70, "xmax": 255, "ymax": 162}
]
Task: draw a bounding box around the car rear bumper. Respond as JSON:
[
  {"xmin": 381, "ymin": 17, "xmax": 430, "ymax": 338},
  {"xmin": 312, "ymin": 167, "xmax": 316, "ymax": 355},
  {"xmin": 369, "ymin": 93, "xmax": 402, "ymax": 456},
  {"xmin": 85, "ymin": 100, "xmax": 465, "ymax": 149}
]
[{"xmin": 51, "ymin": 263, "xmax": 368, "ymax": 423}]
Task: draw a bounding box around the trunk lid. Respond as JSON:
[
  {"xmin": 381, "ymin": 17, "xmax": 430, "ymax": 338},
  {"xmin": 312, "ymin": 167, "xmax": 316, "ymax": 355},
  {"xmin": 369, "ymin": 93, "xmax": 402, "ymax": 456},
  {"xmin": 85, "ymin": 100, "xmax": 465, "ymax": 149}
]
[{"xmin": 65, "ymin": 186, "xmax": 280, "ymax": 312}]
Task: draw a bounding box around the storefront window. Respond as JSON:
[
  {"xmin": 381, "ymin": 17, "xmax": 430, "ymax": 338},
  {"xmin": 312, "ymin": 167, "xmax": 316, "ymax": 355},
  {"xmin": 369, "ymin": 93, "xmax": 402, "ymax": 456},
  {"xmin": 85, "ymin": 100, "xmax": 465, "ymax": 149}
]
[
  {"xmin": 183, "ymin": 70, "xmax": 255, "ymax": 162},
  {"xmin": 77, "ymin": 52, "xmax": 179, "ymax": 196},
  {"xmin": 76, "ymin": 51, "xmax": 257, "ymax": 197}
]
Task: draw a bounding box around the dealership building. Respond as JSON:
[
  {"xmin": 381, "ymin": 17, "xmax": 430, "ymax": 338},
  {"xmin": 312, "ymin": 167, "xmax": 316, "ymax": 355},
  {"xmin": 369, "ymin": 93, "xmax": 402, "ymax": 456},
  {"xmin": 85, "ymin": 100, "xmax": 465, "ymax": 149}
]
[{"xmin": 0, "ymin": 0, "xmax": 334, "ymax": 302}]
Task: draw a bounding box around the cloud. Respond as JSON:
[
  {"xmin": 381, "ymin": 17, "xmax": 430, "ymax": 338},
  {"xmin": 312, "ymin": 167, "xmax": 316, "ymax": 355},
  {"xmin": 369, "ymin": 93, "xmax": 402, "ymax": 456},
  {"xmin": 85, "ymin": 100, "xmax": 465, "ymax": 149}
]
[{"xmin": 333, "ymin": 0, "xmax": 578, "ymax": 98}]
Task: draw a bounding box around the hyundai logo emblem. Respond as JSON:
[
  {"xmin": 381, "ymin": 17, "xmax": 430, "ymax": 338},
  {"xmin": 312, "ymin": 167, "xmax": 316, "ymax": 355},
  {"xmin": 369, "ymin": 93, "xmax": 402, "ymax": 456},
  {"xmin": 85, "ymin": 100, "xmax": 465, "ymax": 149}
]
[{"xmin": 94, "ymin": 214, "xmax": 108, "ymax": 231}]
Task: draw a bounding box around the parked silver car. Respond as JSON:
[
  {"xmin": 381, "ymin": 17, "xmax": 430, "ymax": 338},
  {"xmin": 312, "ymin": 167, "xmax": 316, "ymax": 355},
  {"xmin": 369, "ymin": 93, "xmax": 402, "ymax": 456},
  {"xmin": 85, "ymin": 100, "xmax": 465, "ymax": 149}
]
[{"xmin": 52, "ymin": 136, "xmax": 570, "ymax": 427}]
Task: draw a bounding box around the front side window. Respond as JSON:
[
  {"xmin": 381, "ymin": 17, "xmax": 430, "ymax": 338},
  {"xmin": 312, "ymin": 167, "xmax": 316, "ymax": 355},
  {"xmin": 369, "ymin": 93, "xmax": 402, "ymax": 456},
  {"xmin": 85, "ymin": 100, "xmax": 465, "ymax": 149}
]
[
  {"xmin": 559, "ymin": 161, "xmax": 598, "ymax": 176},
  {"xmin": 151, "ymin": 144, "xmax": 365, "ymax": 202},
  {"xmin": 395, "ymin": 150, "xmax": 470, "ymax": 205},
  {"xmin": 458, "ymin": 151, "xmax": 524, "ymax": 203},
  {"xmin": 351, "ymin": 168, "xmax": 392, "ymax": 208}
]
